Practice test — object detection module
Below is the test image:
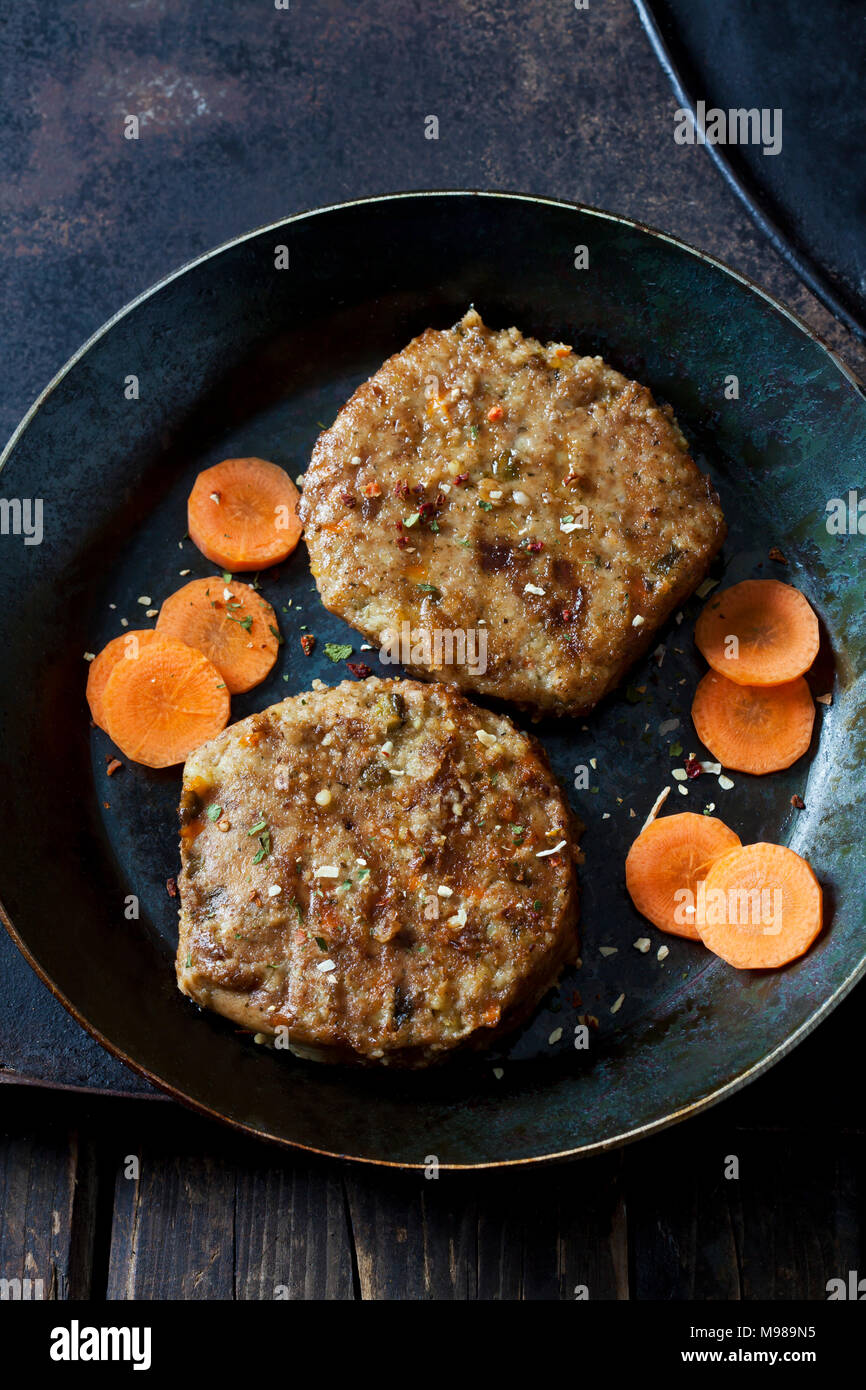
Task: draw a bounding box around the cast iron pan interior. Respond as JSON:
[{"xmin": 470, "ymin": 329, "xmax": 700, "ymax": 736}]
[{"xmin": 0, "ymin": 193, "xmax": 863, "ymax": 1167}]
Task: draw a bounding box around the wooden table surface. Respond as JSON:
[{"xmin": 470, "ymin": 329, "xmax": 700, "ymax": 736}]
[{"xmin": 1, "ymin": 0, "xmax": 863, "ymax": 1300}]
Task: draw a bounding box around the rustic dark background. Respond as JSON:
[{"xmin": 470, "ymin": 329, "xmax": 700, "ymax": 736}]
[{"xmin": 1, "ymin": 0, "xmax": 863, "ymax": 1299}]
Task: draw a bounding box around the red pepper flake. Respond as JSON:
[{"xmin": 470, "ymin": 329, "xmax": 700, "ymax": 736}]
[
  {"xmin": 165, "ymin": 877, "xmax": 178, "ymax": 899},
  {"xmin": 347, "ymin": 661, "xmax": 373, "ymax": 679},
  {"xmin": 769, "ymin": 546, "xmax": 788, "ymax": 564},
  {"xmin": 103, "ymin": 801, "xmax": 110, "ymax": 810},
  {"xmin": 339, "ymin": 489, "xmax": 356, "ymax": 508},
  {"xmin": 106, "ymin": 758, "xmax": 122, "ymax": 777},
  {"xmin": 791, "ymin": 793, "xmax": 805, "ymax": 809},
  {"xmin": 363, "ymin": 480, "xmax": 381, "ymax": 498},
  {"xmin": 561, "ymin": 608, "xmax": 572, "ymax": 622},
  {"xmin": 396, "ymin": 535, "xmax": 409, "ymax": 549},
  {"xmin": 394, "ymin": 479, "xmax": 410, "ymax": 500},
  {"xmin": 526, "ymin": 539, "xmax": 543, "ymax": 553},
  {"xmin": 685, "ymin": 755, "xmax": 702, "ymax": 779},
  {"xmin": 300, "ymin": 633, "xmax": 316, "ymax": 657},
  {"xmin": 563, "ymin": 472, "xmax": 582, "ymax": 487},
  {"xmin": 487, "ymin": 404, "xmax": 504, "ymax": 422},
  {"xmin": 453, "ymin": 473, "xmax": 469, "ymax": 486}
]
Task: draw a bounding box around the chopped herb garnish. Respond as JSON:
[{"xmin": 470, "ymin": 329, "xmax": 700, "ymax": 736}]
[
  {"xmin": 416, "ymin": 583, "xmax": 441, "ymax": 597},
  {"xmin": 403, "ymin": 512, "xmax": 421, "ymax": 528},
  {"xmin": 533, "ymin": 900, "xmax": 542, "ymax": 911},
  {"xmin": 456, "ymin": 536, "xmax": 471, "ymax": 548},
  {"xmin": 469, "ymin": 425, "xmax": 479, "ymax": 440},
  {"xmin": 268, "ymin": 623, "xmax": 283, "ymax": 645},
  {"xmin": 477, "ymin": 500, "xmax": 494, "ymax": 512},
  {"xmin": 248, "ymin": 819, "xmax": 267, "ymax": 836},
  {"xmin": 228, "ymin": 613, "xmax": 253, "ymax": 632},
  {"xmin": 252, "ymin": 831, "xmax": 271, "ymax": 864},
  {"xmin": 206, "ymin": 804, "xmax": 222, "ymax": 822},
  {"xmin": 670, "ymin": 741, "xmax": 683, "ymax": 758},
  {"xmin": 324, "ymin": 642, "xmax": 353, "ymax": 662},
  {"xmin": 315, "ymin": 936, "xmax": 328, "ymax": 951},
  {"xmin": 222, "ymin": 571, "xmax": 232, "ymax": 582}
]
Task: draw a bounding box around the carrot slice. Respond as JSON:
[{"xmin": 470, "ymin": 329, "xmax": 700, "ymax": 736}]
[
  {"xmin": 692, "ymin": 669, "xmax": 814, "ymax": 774},
  {"xmin": 188, "ymin": 457, "xmax": 302, "ymax": 571},
  {"xmin": 86, "ymin": 630, "xmax": 160, "ymax": 732},
  {"xmin": 156, "ymin": 577, "xmax": 280, "ymax": 694},
  {"xmin": 102, "ymin": 635, "xmax": 230, "ymax": 768},
  {"xmin": 695, "ymin": 579, "xmax": 819, "ymax": 686},
  {"xmin": 697, "ymin": 842, "xmax": 822, "ymax": 969},
  {"xmin": 625, "ymin": 811, "xmax": 742, "ymax": 939}
]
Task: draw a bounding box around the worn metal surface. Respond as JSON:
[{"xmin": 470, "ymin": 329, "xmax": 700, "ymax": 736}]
[
  {"xmin": 635, "ymin": 0, "xmax": 866, "ymax": 339},
  {"xmin": 0, "ymin": 192, "xmax": 863, "ymax": 1166}
]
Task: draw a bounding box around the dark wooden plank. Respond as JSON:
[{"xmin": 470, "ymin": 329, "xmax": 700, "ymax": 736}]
[
  {"xmin": 627, "ymin": 1121, "xmax": 864, "ymax": 1300},
  {"xmin": 626, "ymin": 1121, "xmax": 741, "ymax": 1300},
  {"xmin": 730, "ymin": 1130, "xmax": 863, "ymax": 1300},
  {"xmin": 343, "ymin": 1166, "xmax": 479, "ymax": 1300},
  {"xmin": 106, "ymin": 1149, "xmax": 235, "ymax": 1300},
  {"xmin": 0, "ymin": 1116, "xmax": 96, "ymax": 1300},
  {"xmin": 476, "ymin": 1155, "xmax": 629, "ymax": 1300},
  {"xmin": 234, "ymin": 1161, "xmax": 355, "ymax": 1300},
  {"xmin": 342, "ymin": 1152, "xmax": 628, "ymax": 1301}
]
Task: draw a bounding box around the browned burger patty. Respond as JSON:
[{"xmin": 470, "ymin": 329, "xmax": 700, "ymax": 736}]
[
  {"xmin": 300, "ymin": 310, "xmax": 725, "ymax": 716},
  {"xmin": 176, "ymin": 677, "xmax": 579, "ymax": 1066}
]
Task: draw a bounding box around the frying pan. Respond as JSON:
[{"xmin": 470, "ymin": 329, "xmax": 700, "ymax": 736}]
[{"xmin": 0, "ymin": 192, "xmax": 863, "ymax": 1167}]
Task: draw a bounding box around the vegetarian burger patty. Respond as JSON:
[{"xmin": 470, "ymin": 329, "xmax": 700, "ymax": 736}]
[
  {"xmin": 176, "ymin": 677, "xmax": 579, "ymax": 1066},
  {"xmin": 300, "ymin": 310, "xmax": 726, "ymax": 716}
]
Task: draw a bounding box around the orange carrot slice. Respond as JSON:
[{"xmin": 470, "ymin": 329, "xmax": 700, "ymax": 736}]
[
  {"xmin": 625, "ymin": 811, "xmax": 742, "ymax": 939},
  {"xmin": 156, "ymin": 577, "xmax": 280, "ymax": 694},
  {"xmin": 692, "ymin": 669, "xmax": 814, "ymax": 774},
  {"xmin": 102, "ymin": 635, "xmax": 230, "ymax": 768},
  {"xmin": 697, "ymin": 842, "xmax": 822, "ymax": 969},
  {"xmin": 695, "ymin": 579, "xmax": 819, "ymax": 686},
  {"xmin": 188, "ymin": 457, "xmax": 302, "ymax": 571},
  {"xmin": 86, "ymin": 630, "xmax": 159, "ymax": 732}
]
